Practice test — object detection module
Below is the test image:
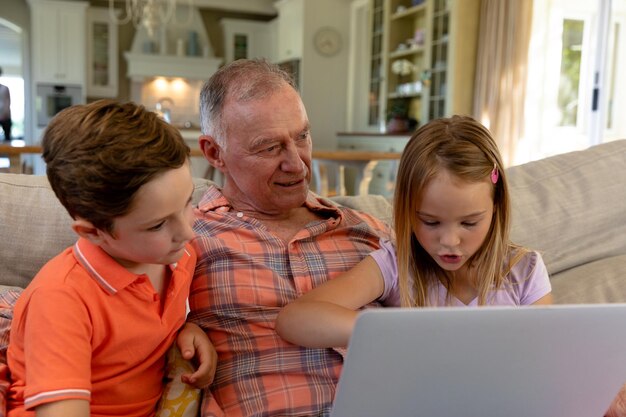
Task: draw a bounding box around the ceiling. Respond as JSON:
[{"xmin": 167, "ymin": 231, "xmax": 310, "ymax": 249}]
[
  {"xmin": 189, "ymin": 0, "xmax": 276, "ymax": 14},
  {"xmin": 104, "ymin": 0, "xmax": 276, "ymax": 14}
]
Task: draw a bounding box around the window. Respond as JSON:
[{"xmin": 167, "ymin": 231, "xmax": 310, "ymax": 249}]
[
  {"xmin": 557, "ymin": 19, "xmax": 584, "ymax": 126},
  {"xmin": 521, "ymin": 0, "xmax": 626, "ymax": 163}
]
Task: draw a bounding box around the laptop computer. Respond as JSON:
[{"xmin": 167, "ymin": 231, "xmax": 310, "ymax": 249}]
[{"xmin": 330, "ymin": 304, "xmax": 626, "ymax": 417}]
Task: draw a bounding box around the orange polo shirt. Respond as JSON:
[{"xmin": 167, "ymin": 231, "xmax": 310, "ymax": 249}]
[{"xmin": 7, "ymin": 237, "xmax": 196, "ymax": 417}]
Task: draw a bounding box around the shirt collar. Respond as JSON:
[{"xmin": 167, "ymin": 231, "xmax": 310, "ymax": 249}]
[
  {"xmin": 196, "ymin": 184, "xmax": 344, "ymax": 221},
  {"xmin": 72, "ymin": 238, "xmax": 185, "ymax": 295}
]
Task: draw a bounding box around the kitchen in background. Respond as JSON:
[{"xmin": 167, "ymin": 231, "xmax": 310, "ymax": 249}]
[
  {"xmin": 6, "ymin": 0, "xmax": 277, "ymax": 175},
  {"xmin": 107, "ymin": 2, "xmax": 279, "ymax": 179},
  {"xmin": 3, "ymin": 0, "xmax": 358, "ymax": 182}
]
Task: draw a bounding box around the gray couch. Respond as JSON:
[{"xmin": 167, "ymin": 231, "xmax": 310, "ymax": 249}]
[{"xmin": 1, "ymin": 139, "xmax": 626, "ymax": 303}]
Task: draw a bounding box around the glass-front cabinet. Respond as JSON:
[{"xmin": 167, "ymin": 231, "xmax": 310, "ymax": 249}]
[
  {"xmin": 368, "ymin": 0, "xmax": 385, "ymax": 128},
  {"xmin": 386, "ymin": 0, "xmax": 427, "ymax": 126},
  {"xmin": 363, "ymin": 0, "xmax": 480, "ymax": 130},
  {"xmin": 428, "ymin": 0, "xmax": 449, "ymax": 120},
  {"xmin": 87, "ymin": 7, "xmax": 119, "ymax": 98}
]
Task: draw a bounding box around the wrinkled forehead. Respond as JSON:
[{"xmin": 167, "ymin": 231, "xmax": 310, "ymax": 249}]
[
  {"xmin": 222, "ymin": 85, "xmax": 307, "ymax": 137},
  {"xmin": 229, "ymin": 77, "xmax": 293, "ymax": 102}
]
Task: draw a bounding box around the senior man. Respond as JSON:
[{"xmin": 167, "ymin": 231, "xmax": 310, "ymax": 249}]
[{"xmin": 189, "ymin": 58, "xmax": 392, "ymax": 416}]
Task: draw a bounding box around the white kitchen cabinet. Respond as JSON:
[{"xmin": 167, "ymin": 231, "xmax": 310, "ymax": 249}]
[
  {"xmin": 221, "ymin": 18, "xmax": 273, "ymax": 63},
  {"xmin": 274, "ymin": 0, "xmax": 303, "ymax": 62},
  {"xmin": 29, "ymin": 0, "xmax": 88, "ymax": 85},
  {"xmin": 87, "ymin": 7, "xmax": 118, "ymax": 98}
]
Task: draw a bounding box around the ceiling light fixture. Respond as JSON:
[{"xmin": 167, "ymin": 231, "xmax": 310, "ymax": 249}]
[{"xmin": 108, "ymin": 0, "xmax": 194, "ymax": 39}]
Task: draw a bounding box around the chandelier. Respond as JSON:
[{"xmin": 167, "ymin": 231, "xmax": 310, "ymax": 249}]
[{"xmin": 108, "ymin": 0, "xmax": 193, "ymax": 39}]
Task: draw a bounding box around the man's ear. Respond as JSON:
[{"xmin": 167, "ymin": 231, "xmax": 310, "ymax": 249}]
[
  {"xmin": 72, "ymin": 218, "xmax": 109, "ymax": 245},
  {"xmin": 199, "ymin": 135, "xmax": 226, "ymax": 172}
]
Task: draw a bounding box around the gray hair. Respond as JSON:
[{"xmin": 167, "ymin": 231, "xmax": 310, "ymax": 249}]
[{"xmin": 199, "ymin": 58, "xmax": 297, "ymax": 149}]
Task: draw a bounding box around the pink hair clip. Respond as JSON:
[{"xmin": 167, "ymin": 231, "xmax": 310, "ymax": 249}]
[{"xmin": 491, "ymin": 164, "xmax": 499, "ymax": 184}]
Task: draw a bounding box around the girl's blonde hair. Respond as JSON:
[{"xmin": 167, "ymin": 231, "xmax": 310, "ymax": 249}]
[{"xmin": 394, "ymin": 115, "xmax": 526, "ymax": 307}]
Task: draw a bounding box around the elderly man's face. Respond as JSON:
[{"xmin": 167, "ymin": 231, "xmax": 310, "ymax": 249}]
[{"xmin": 219, "ymin": 84, "xmax": 313, "ymax": 215}]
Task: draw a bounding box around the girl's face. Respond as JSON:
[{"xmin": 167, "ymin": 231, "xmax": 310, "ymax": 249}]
[{"xmin": 413, "ymin": 170, "xmax": 494, "ymax": 276}]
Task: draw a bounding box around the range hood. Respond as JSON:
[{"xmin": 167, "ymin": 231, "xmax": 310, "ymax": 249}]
[{"xmin": 125, "ymin": 5, "xmax": 222, "ymax": 81}]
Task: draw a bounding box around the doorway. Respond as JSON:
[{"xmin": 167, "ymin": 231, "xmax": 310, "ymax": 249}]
[
  {"xmin": 0, "ymin": 19, "xmax": 25, "ymax": 142},
  {"xmin": 0, "ymin": 18, "xmax": 26, "ymax": 172}
]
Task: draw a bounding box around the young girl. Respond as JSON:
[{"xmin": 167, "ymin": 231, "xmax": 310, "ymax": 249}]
[{"xmin": 275, "ymin": 115, "xmax": 552, "ymax": 348}]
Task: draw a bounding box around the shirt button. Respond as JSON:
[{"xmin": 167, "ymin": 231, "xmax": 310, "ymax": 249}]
[{"xmin": 236, "ymin": 212, "xmax": 243, "ymax": 218}]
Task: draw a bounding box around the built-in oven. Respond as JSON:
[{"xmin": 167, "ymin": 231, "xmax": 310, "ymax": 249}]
[{"xmin": 35, "ymin": 84, "xmax": 84, "ymax": 127}]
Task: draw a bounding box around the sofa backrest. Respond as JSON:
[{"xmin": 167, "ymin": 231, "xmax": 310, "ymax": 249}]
[
  {"xmin": 1, "ymin": 173, "xmax": 76, "ymax": 288},
  {"xmin": 1, "ymin": 139, "xmax": 625, "ymax": 290},
  {"xmin": 0, "ymin": 173, "xmax": 393, "ymax": 288},
  {"xmin": 506, "ymin": 139, "xmax": 626, "ymax": 276}
]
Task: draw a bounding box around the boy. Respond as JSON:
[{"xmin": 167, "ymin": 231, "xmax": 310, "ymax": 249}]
[{"xmin": 6, "ymin": 100, "xmax": 214, "ymax": 417}]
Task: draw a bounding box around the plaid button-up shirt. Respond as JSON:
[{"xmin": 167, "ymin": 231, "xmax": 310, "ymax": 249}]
[{"xmin": 190, "ymin": 186, "xmax": 391, "ymax": 417}]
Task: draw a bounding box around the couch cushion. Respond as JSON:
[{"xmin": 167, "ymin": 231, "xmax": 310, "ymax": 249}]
[
  {"xmin": 550, "ymin": 254, "xmax": 626, "ymax": 304},
  {"xmin": 0, "ymin": 175, "xmax": 217, "ymax": 289},
  {"xmin": 329, "ymin": 194, "xmax": 393, "ymax": 225},
  {"xmin": 0, "ymin": 174, "xmax": 76, "ymax": 288},
  {"xmin": 507, "ymin": 139, "xmax": 626, "ymax": 277}
]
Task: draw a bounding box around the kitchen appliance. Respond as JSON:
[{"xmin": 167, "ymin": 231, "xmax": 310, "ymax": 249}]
[{"xmin": 36, "ymin": 84, "xmax": 84, "ymax": 127}]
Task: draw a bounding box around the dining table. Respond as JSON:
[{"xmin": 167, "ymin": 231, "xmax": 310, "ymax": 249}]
[
  {"xmin": 310, "ymin": 150, "xmax": 402, "ymax": 196},
  {"xmin": 0, "ymin": 144, "xmax": 44, "ymax": 174},
  {"xmin": 1, "ymin": 144, "xmax": 402, "ymax": 196}
]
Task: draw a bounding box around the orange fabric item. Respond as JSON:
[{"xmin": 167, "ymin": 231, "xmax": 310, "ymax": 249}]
[
  {"xmin": 7, "ymin": 238, "xmax": 196, "ymax": 417},
  {"xmin": 0, "ymin": 287, "xmax": 22, "ymax": 417}
]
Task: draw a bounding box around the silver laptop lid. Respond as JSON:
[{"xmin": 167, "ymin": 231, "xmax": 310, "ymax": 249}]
[{"xmin": 331, "ymin": 305, "xmax": 626, "ymax": 417}]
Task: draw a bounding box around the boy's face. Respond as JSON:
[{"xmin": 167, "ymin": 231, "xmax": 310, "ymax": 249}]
[{"xmin": 97, "ymin": 162, "xmax": 195, "ymax": 271}]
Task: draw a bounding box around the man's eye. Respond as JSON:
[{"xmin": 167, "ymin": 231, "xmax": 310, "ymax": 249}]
[{"xmin": 299, "ymin": 131, "xmax": 310, "ymax": 140}]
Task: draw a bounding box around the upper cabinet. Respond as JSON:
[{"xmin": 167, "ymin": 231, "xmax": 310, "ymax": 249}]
[
  {"xmin": 86, "ymin": 7, "xmax": 119, "ymax": 98},
  {"xmin": 221, "ymin": 18, "xmax": 275, "ymax": 64},
  {"xmin": 29, "ymin": 0, "xmax": 88, "ymax": 86},
  {"xmin": 274, "ymin": 0, "xmax": 304, "ymax": 63},
  {"xmin": 426, "ymin": 0, "xmax": 480, "ymax": 120},
  {"xmin": 374, "ymin": 0, "xmax": 479, "ymax": 128}
]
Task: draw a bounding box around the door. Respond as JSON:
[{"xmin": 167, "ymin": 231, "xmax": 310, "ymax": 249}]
[{"xmin": 521, "ymin": 0, "xmax": 626, "ymax": 161}]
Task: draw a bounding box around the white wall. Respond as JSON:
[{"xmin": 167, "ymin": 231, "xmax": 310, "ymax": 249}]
[{"xmin": 299, "ymin": 0, "xmax": 352, "ymax": 151}]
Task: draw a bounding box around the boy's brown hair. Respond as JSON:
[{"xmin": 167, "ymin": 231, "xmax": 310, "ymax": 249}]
[{"xmin": 42, "ymin": 99, "xmax": 190, "ymax": 234}]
